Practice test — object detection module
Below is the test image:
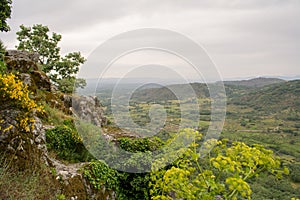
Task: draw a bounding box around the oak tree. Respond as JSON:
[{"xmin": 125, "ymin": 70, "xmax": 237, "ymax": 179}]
[{"xmin": 16, "ymin": 24, "xmax": 86, "ymax": 93}]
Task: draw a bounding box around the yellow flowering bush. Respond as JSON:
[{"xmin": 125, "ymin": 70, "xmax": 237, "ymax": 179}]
[
  {"xmin": 0, "ymin": 73, "xmax": 43, "ymax": 132},
  {"xmin": 150, "ymin": 129, "xmax": 289, "ymax": 200},
  {"xmin": 0, "ymin": 119, "xmax": 13, "ymax": 132}
]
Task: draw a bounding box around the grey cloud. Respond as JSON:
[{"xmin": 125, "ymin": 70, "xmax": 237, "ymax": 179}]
[
  {"xmin": 0, "ymin": 0, "xmax": 299, "ymax": 79},
  {"xmin": 11, "ymin": 0, "xmax": 298, "ymax": 32}
]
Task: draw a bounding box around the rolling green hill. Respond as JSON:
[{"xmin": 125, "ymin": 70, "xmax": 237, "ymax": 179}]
[
  {"xmin": 230, "ymin": 80, "xmax": 300, "ymax": 113},
  {"xmin": 131, "ymin": 82, "xmax": 209, "ymax": 102}
]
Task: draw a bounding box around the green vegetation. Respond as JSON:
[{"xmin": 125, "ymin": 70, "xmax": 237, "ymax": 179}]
[
  {"xmin": 118, "ymin": 137, "xmax": 165, "ymax": 153},
  {"xmin": 83, "ymin": 161, "xmax": 119, "ymax": 191},
  {"xmin": 83, "ymin": 160, "xmax": 152, "ymax": 200},
  {"xmin": 45, "ymin": 120, "xmax": 93, "ymax": 162},
  {"xmin": 1, "ymin": 49, "xmax": 298, "ymax": 199},
  {"xmin": 81, "ymin": 129, "xmax": 294, "ymax": 200},
  {"xmin": 0, "ymin": 166, "xmax": 60, "ymax": 200},
  {"xmin": 150, "ymin": 131, "xmax": 289, "ymax": 200},
  {"xmin": 230, "ymin": 80, "xmax": 300, "ymax": 113},
  {"xmin": 0, "ymin": 0, "xmax": 12, "ymax": 32}
]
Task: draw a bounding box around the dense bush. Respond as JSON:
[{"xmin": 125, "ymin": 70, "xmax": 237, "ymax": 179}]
[
  {"xmin": 250, "ymin": 174, "xmax": 300, "ymax": 200},
  {"xmin": 45, "ymin": 120, "xmax": 93, "ymax": 162},
  {"xmin": 117, "ymin": 136, "xmax": 164, "ymax": 153},
  {"xmin": 83, "ymin": 160, "xmax": 119, "ymax": 191},
  {"xmin": 83, "ymin": 160, "xmax": 151, "ymax": 200},
  {"xmin": 83, "ymin": 136, "xmax": 163, "ymax": 199},
  {"xmin": 290, "ymin": 163, "xmax": 300, "ymax": 183},
  {"xmin": 117, "ymin": 172, "xmax": 151, "ymax": 200}
]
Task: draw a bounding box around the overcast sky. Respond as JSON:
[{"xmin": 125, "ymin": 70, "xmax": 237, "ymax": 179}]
[{"xmin": 0, "ymin": 0, "xmax": 299, "ymax": 80}]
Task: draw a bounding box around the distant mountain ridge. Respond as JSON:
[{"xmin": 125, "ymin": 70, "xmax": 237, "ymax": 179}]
[
  {"xmin": 131, "ymin": 82, "xmax": 209, "ymax": 102},
  {"xmin": 131, "ymin": 78, "xmax": 299, "ymax": 112},
  {"xmin": 223, "ymin": 77, "xmax": 286, "ymax": 87}
]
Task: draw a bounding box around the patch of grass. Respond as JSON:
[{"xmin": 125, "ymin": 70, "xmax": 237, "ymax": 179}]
[
  {"xmin": 43, "ymin": 104, "xmax": 73, "ymax": 126},
  {"xmin": 0, "ymin": 157, "xmax": 61, "ymax": 200}
]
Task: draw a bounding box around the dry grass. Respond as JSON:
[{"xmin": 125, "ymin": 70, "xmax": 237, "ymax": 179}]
[{"xmin": 0, "ymin": 156, "xmax": 62, "ymax": 200}]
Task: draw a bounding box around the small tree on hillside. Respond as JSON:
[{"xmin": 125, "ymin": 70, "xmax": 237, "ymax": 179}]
[
  {"xmin": 16, "ymin": 24, "xmax": 86, "ymax": 93},
  {"xmin": 0, "ymin": 40, "xmax": 7, "ymax": 73}
]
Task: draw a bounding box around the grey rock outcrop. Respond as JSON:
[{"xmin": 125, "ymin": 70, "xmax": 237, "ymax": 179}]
[
  {"xmin": 4, "ymin": 50, "xmax": 51, "ymax": 92},
  {"xmin": 4, "ymin": 50, "xmax": 39, "ymax": 72},
  {"xmin": 71, "ymin": 95, "xmax": 108, "ymax": 127},
  {"xmin": 0, "ymin": 108, "xmax": 50, "ymax": 170},
  {"xmin": 31, "ymin": 70, "xmax": 51, "ymax": 91}
]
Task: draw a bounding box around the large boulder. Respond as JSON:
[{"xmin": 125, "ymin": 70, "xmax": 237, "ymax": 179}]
[
  {"xmin": 4, "ymin": 50, "xmax": 52, "ymax": 92},
  {"xmin": 0, "ymin": 109, "xmax": 50, "ymax": 170},
  {"xmin": 70, "ymin": 95, "xmax": 108, "ymax": 127},
  {"xmin": 4, "ymin": 50, "xmax": 39, "ymax": 72}
]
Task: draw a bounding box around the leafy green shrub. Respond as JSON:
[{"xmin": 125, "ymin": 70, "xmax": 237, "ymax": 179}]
[
  {"xmin": 240, "ymin": 120, "xmax": 247, "ymax": 127},
  {"xmin": 0, "ymin": 0, "xmax": 12, "ymax": 32},
  {"xmin": 117, "ymin": 172, "xmax": 151, "ymax": 200},
  {"xmin": 83, "ymin": 160, "xmax": 151, "ymax": 200},
  {"xmin": 290, "ymin": 163, "xmax": 300, "ymax": 183},
  {"xmin": 45, "ymin": 121, "xmax": 93, "ymax": 162},
  {"xmin": 117, "ymin": 136, "xmax": 164, "ymax": 153},
  {"xmin": 83, "ymin": 161, "xmax": 119, "ymax": 191}
]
